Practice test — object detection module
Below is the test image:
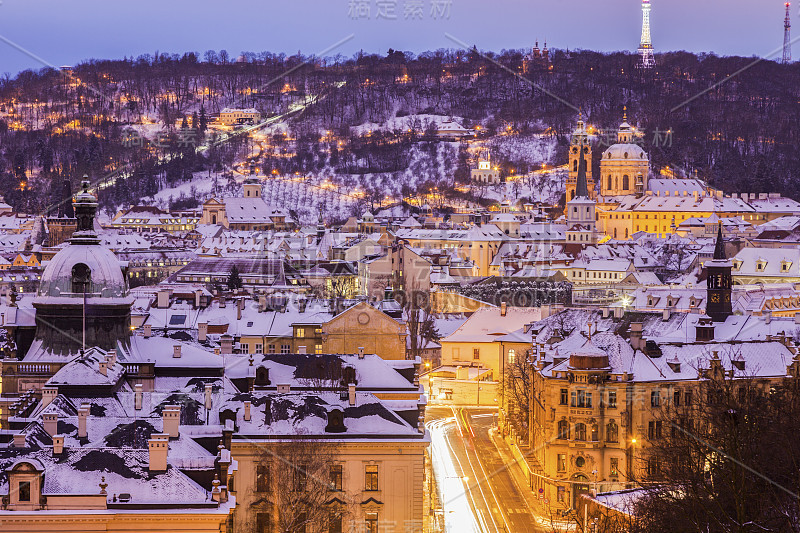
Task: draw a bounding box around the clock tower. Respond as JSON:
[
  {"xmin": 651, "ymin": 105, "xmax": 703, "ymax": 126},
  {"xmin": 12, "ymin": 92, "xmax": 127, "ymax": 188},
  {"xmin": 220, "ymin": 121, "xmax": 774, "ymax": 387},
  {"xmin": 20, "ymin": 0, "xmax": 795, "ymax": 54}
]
[{"xmin": 705, "ymin": 222, "xmax": 732, "ymax": 322}]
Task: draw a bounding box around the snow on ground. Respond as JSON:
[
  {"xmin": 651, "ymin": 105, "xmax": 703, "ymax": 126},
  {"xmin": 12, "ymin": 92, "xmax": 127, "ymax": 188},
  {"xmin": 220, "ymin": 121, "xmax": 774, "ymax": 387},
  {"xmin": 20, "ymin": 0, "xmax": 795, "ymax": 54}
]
[
  {"xmin": 482, "ymin": 167, "xmax": 567, "ymax": 205},
  {"xmin": 351, "ymin": 114, "xmax": 467, "ymax": 136}
]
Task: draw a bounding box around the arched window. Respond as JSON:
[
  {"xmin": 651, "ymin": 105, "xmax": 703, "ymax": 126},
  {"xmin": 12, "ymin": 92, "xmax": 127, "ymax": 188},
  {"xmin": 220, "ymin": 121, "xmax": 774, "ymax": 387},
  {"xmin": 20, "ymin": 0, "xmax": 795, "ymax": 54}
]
[
  {"xmin": 622, "ymin": 175, "xmax": 630, "ymax": 190},
  {"xmin": 591, "ymin": 424, "xmax": 599, "ymax": 441},
  {"xmin": 557, "ymin": 420, "xmax": 570, "ymax": 440},
  {"xmin": 575, "ymin": 423, "xmax": 587, "ymax": 441},
  {"xmin": 606, "ymin": 421, "xmax": 619, "ymax": 442},
  {"xmin": 71, "ymin": 263, "xmax": 91, "ymax": 294},
  {"xmin": 607, "ymin": 175, "xmax": 612, "ymax": 190},
  {"xmin": 255, "ymin": 366, "xmax": 270, "ymax": 386},
  {"xmin": 573, "ymin": 160, "xmax": 578, "ymax": 172}
]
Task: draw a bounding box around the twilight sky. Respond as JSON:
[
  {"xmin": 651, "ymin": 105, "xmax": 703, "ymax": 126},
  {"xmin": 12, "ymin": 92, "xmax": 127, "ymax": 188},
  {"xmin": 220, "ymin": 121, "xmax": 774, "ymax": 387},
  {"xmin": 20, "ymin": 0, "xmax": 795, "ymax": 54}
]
[{"xmin": 0, "ymin": 0, "xmax": 793, "ymax": 77}]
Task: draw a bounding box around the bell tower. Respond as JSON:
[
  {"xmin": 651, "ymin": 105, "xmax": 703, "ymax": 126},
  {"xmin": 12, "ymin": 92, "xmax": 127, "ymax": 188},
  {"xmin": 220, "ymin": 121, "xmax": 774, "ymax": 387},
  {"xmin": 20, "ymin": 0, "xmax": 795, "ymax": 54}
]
[
  {"xmin": 566, "ymin": 113, "xmax": 594, "ymax": 202},
  {"xmin": 705, "ymin": 223, "xmax": 733, "ymax": 322}
]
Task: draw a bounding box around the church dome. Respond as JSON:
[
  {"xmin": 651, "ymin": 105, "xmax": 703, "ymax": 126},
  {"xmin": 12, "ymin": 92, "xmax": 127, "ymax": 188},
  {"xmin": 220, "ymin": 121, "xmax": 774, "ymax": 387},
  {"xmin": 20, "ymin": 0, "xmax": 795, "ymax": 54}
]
[
  {"xmin": 38, "ymin": 244, "xmax": 128, "ymax": 299},
  {"xmin": 602, "ymin": 143, "xmax": 648, "ymax": 161},
  {"xmin": 36, "ymin": 176, "xmax": 128, "ymax": 301}
]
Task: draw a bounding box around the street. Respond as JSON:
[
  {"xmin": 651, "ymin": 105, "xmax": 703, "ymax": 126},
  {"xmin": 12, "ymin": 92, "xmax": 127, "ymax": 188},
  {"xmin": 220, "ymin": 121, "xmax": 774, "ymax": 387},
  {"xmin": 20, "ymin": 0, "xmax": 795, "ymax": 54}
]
[{"xmin": 426, "ymin": 407, "xmax": 545, "ymax": 533}]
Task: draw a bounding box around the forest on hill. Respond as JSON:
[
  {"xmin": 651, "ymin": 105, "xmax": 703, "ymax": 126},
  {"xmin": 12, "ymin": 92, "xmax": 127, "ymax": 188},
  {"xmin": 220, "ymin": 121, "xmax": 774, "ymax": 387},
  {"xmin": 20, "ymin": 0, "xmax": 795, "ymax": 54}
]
[{"xmin": 0, "ymin": 46, "xmax": 797, "ymax": 214}]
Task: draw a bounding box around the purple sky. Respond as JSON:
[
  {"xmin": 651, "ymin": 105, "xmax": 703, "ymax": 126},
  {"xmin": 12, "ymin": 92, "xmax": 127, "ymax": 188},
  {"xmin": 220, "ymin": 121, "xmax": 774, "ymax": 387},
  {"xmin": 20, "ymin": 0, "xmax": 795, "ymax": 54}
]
[{"xmin": 0, "ymin": 0, "xmax": 793, "ymax": 77}]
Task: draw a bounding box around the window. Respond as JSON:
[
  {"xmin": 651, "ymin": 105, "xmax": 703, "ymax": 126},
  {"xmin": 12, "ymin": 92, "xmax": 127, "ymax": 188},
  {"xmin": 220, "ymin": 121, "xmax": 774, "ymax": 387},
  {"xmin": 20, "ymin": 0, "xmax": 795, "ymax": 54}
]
[
  {"xmin": 685, "ymin": 390, "xmax": 693, "ymax": 406},
  {"xmin": 297, "ymin": 328, "xmax": 306, "ymax": 338},
  {"xmin": 255, "ymin": 343, "xmax": 263, "ymax": 354},
  {"xmin": 315, "ymin": 344, "xmax": 323, "ymax": 354},
  {"xmin": 586, "ymin": 393, "xmax": 593, "ymax": 408},
  {"xmin": 365, "ymin": 465, "xmax": 379, "ymax": 491},
  {"xmin": 591, "ymin": 424, "xmax": 599, "ymax": 441},
  {"xmin": 241, "ymin": 343, "xmax": 250, "ymax": 354},
  {"xmin": 560, "ymin": 389, "xmax": 568, "ymax": 405},
  {"xmin": 647, "ymin": 457, "xmax": 661, "ymax": 478},
  {"xmin": 18, "ymin": 480, "xmax": 31, "ymax": 502},
  {"xmin": 607, "ymin": 390, "xmax": 617, "ymax": 408},
  {"xmin": 329, "ymin": 511, "xmax": 343, "ymax": 533},
  {"xmin": 268, "ymin": 344, "xmax": 276, "ymax": 354},
  {"xmin": 575, "ymin": 423, "xmax": 587, "ymax": 441},
  {"xmin": 256, "ymin": 512, "xmax": 271, "ymax": 533},
  {"xmin": 648, "ymin": 420, "xmax": 662, "ymax": 440},
  {"xmin": 610, "ymin": 458, "xmax": 619, "ymax": 477},
  {"xmin": 557, "ymin": 486, "xmax": 565, "ymax": 502},
  {"xmin": 365, "ymin": 512, "xmax": 379, "ymax": 533},
  {"xmin": 508, "ymin": 349, "xmax": 516, "ymax": 364},
  {"xmin": 651, "ymin": 390, "xmax": 661, "ymax": 407},
  {"xmin": 330, "ymin": 465, "xmax": 343, "ymax": 491},
  {"xmin": 576, "ymin": 390, "xmax": 591, "ymax": 408},
  {"xmin": 557, "ymin": 454, "xmax": 566, "ymax": 472},
  {"xmin": 294, "ymin": 465, "xmax": 307, "ymax": 492},
  {"xmin": 570, "ymin": 391, "xmax": 576, "ymax": 407},
  {"xmin": 452, "ymin": 347, "xmax": 460, "ymax": 359},
  {"xmin": 281, "ymin": 344, "xmax": 291, "ymax": 354},
  {"xmin": 673, "ymin": 390, "xmax": 681, "ymax": 407},
  {"xmin": 473, "ymin": 348, "xmax": 480, "ymax": 360},
  {"xmin": 71, "ymin": 263, "xmax": 91, "ymax": 294},
  {"xmin": 606, "ymin": 421, "xmax": 619, "ymax": 442},
  {"xmin": 557, "ymin": 420, "xmax": 570, "ymax": 440},
  {"xmin": 256, "ymin": 464, "xmax": 270, "ymax": 492}
]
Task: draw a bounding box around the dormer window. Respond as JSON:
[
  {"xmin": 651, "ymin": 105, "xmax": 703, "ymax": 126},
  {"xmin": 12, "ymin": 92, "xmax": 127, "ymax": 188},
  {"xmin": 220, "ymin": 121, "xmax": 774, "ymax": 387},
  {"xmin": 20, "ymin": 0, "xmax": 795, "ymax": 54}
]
[
  {"xmin": 781, "ymin": 261, "xmax": 792, "ymax": 272},
  {"xmin": 756, "ymin": 260, "xmax": 767, "ymax": 272},
  {"xmin": 6, "ymin": 461, "xmax": 43, "ymax": 509},
  {"xmin": 733, "ymin": 260, "xmax": 742, "ymax": 271},
  {"xmin": 324, "ymin": 409, "xmax": 346, "ymax": 433}
]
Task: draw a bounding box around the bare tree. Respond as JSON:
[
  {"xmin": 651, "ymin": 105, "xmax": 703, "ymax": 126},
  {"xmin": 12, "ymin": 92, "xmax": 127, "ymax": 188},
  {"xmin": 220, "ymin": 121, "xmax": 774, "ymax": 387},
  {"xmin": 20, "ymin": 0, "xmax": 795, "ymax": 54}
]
[
  {"xmin": 400, "ymin": 281, "xmax": 440, "ymax": 363},
  {"xmin": 629, "ymin": 350, "xmax": 800, "ymax": 533},
  {"xmin": 249, "ymin": 437, "xmax": 347, "ymax": 533}
]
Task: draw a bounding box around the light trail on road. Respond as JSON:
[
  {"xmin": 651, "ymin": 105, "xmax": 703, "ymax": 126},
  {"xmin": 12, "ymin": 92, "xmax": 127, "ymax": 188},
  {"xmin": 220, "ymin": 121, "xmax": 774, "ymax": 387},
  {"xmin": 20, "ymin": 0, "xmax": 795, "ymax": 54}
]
[{"xmin": 427, "ymin": 418, "xmax": 481, "ymax": 533}]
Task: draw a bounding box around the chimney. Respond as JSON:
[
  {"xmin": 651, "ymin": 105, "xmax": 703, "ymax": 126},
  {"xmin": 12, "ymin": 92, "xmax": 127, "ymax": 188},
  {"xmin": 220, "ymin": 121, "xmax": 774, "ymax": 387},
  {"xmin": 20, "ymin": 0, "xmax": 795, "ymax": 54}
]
[
  {"xmin": 157, "ymin": 289, "xmax": 170, "ymax": 309},
  {"xmin": 794, "ymin": 312, "xmax": 800, "ymax": 325},
  {"xmin": 614, "ymin": 307, "xmax": 624, "ymax": 319},
  {"xmin": 173, "ymin": 344, "xmax": 182, "ymax": 358},
  {"xmin": 204, "ymin": 383, "xmax": 213, "ymax": 410},
  {"xmin": 221, "ymin": 335, "xmax": 233, "ymax": 355},
  {"xmin": 662, "ymin": 308, "xmax": 671, "ymax": 321},
  {"xmin": 348, "ymin": 383, "xmax": 357, "ymax": 406},
  {"xmin": 162, "ymin": 405, "xmax": 181, "ymax": 438},
  {"xmin": 78, "ymin": 403, "xmax": 90, "ymax": 438},
  {"xmin": 500, "ymin": 302, "xmax": 508, "ymax": 317},
  {"xmin": 358, "ymin": 347, "xmax": 365, "ymax": 359},
  {"xmin": 53, "ymin": 434, "xmax": 64, "ymax": 455},
  {"xmin": 259, "ymin": 294, "xmax": 267, "ymax": 312},
  {"xmin": 143, "ymin": 323, "xmax": 152, "ymax": 338},
  {"xmin": 13, "ymin": 433, "xmax": 26, "ymax": 448},
  {"xmin": 134, "ymin": 384, "xmax": 143, "ymax": 410},
  {"xmin": 41, "ymin": 386, "xmax": 57, "ymax": 408},
  {"xmin": 148, "ymin": 434, "xmax": 169, "ymax": 472},
  {"xmin": 601, "ymin": 307, "xmax": 610, "ymax": 319},
  {"xmin": 219, "ymin": 295, "xmax": 226, "ymax": 308},
  {"xmin": 244, "ymin": 401, "xmax": 252, "ymax": 422},
  {"xmin": 43, "ymin": 413, "xmax": 58, "ymax": 436},
  {"xmin": 298, "ymin": 345, "xmax": 307, "ymax": 354},
  {"xmin": 236, "ymin": 298, "xmax": 243, "ymax": 321},
  {"xmin": 194, "ymin": 289, "xmax": 202, "ymax": 309},
  {"xmin": 198, "ymin": 322, "xmax": 208, "ymax": 342},
  {"xmin": 765, "ymin": 310, "xmax": 772, "ymax": 325},
  {"xmin": 98, "ymin": 359, "xmax": 108, "ymax": 376},
  {"xmin": 630, "ymin": 322, "xmax": 644, "ymax": 351}
]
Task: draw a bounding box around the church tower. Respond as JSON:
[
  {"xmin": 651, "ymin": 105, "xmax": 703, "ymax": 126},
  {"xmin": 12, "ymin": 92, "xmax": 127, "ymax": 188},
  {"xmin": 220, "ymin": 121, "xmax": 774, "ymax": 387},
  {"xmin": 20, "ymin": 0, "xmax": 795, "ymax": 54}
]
[
  {"xmin": 566, "ymin": 113, "xmax": 594, "ymax": 202},
  {"xmin": 705, "ymin": 223, "xmax": 733, "ymax": 322},
  {"xmin": 565, "ymin": 141, "xmax": 597, "ymax": 248},
  {"xmin": 599, "ymin": 108, "xmax": 649, "ymax": 197}
]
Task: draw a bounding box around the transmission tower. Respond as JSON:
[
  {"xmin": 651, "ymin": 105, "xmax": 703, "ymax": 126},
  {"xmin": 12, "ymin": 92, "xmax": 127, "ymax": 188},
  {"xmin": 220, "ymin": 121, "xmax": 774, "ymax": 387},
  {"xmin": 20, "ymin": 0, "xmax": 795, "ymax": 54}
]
[
  {"xmin": 784, "ymin": 2, "xmax": 792, "ymax": 64},
  {"xmin": 637, "ymin": 0, "xmax": 656, "ymax": 69}
]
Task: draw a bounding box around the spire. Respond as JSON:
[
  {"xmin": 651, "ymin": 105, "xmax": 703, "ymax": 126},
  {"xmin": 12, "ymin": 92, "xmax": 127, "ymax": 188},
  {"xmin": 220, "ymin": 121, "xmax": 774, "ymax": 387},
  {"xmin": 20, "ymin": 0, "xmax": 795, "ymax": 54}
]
[
  {"xmin": 784, "ymin": 2, "xmax": 792, "ymax": 64},
  {"xmin": 575, "ymin": 142, "xmax": 589, "ymax": 198},
  {"xmin": 713, "ymin": 221, "xmax": 725, "ymax": 260},
  {"xmin": 623, "ymin": 105, "xmax": 628, "ymax": 123}
]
